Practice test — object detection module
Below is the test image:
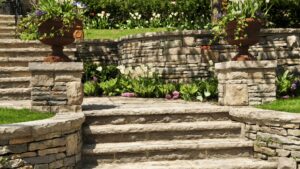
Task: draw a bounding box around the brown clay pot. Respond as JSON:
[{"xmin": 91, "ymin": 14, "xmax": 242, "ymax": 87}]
[
  {"xmin": 225, "ymin": 18, "xmax": 261, "ymax": 61},
  {"xmin": 38, "ymin": 19, "xmax": 84, "ymax": 62}
]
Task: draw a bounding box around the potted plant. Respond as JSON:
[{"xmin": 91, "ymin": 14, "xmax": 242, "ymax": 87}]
[
  {"xmin": 18, "ymin": 0, "xmax": 86, "ymax": 62},
  {"xmin": 212, "ymin": 0, "xmax": 271, "ymax": 61}
]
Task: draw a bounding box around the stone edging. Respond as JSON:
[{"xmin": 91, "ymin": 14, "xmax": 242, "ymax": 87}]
[
  {"xmin": 0, "ymin": 113, "xmax": 85, "ymax": 169},
  {"xmin": 0, "ymin": 112, "xmax": 85, "ymax": 140}
]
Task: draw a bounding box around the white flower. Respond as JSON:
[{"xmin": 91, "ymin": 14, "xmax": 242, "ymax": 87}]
[
  {"xmin": 106, "ymin": 13, "xmax": 111, "ymax": 17},
  {"xmin": 96, "ymin": 66, "xmax": 102, "ymax": 72},
  {"xmin": 134, "ymin": 66, "xmax": 144, "ymax": 77},
  {"xmin": 117, "ymin": 65, "xmax": 126, "ymax": 74},
  {"xmin": 266, "ymin": 0, "xmax": 270, "ymax": 3},
  {"xmin": 124, "ymin": 67, "xmax": 133, "ymax": 76},
  {"xmin": 140, "ymin": 65, "xmax": 148, "ymax": 73}
]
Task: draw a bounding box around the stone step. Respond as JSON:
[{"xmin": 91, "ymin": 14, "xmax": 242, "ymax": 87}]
[
  {"xmin": 0, "ymin": 77, "xmax": 30, "ymax": 88},
  {"xmin": 82, "ymin": 139, "xmax": 253, "ymax": 164},
  {"xmin": 0, "ymin": 26, "xmax": 15, "ymax": 33},
  {"xmin": 83, "ymin": 158, "xmax": 278, "ymax": 169},
  {"xmin": 0, "ymin": 32, "xmax": 15, "ymax": 39},
  {"xmin": 0, "ymin": 21, "xmax": 15, "ymax": 27},
  {"xmin": 0, "ymin": 39, "xmax": 77, "ymax": 48},
  {"xmin": 0, "ymin": 67, "xmax": 30, "ymax": 78},
  {"xmin": 0, "ymin": 48, "xmax": 76, "ymax": 60},
  {"xmin": 0, "ymin": 15, "xmax": 16, "ymax": 20},
  {"xmin": 83, "ymin": 121, "xmax": 242, "ymax": 143},
  {"xmin": 83, "ymin": 106, "xmax": 230, "ymax": 125},
  {"xmin": 0, "ymin": 88, "xmax": 31, "ymax": 100}
]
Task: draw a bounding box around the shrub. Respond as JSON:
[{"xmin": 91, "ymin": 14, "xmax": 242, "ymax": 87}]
[
  {"xmin": 276, "ymin": 70, "xmax": 300, "ymax": 98},
  {"xmin": 84, "ymin": 81, "xmax": 98, "ymax": 96}
]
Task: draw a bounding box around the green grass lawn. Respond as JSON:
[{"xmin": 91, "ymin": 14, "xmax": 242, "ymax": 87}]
[
  {"xmin": 256, "ymin": 98, "xmax": 300, "ymax": 113},
  {"xmin": 84, "ymin": 28, "xmax": 168, "ymax": 40},
  {"xmin": 0, "ymin": 108, "xmax": 54, "ymax": 124}
]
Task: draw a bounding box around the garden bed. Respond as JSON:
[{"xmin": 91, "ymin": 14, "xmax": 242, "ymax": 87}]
[
  {"xmin": 256, "ymin": 98, "xmax": 300, "ymax": 113},
  {"xmin": 0, "ymin": 108, "xmax": 54, "ymax": 124}
]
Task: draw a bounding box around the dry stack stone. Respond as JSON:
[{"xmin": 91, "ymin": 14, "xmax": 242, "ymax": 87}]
[
  {"xmin": 215, "ymin": 61, "xmax": 277, "ymax": 106},
  {"xmin": 29, "ymin": 62, "xmax": 84, "ymax": 113}
]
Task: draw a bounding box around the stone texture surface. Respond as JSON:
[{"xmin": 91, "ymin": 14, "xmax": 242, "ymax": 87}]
[
  {"xmin": 0, "ymin": 112, "xmax": 84, "ymax": 169},
  {"xmin": 230, "ymin": 108, "xmax": 300, "ymax": 168},
  {"xmin": 216, "ymin": 61, "xmax": 277, "ymax": 106},
  {"xmin": 29, "ymin": 62, "xmax": 83, "ymax": 113}
]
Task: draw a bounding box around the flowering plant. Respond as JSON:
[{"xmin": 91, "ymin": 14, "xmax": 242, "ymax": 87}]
[
  {"xmin": 18, "ymin": 0, "xmax": 86, "ymax": 40},
  {"xmin": 211, "ymin": 0, "xmax": 271, "ymax": 41}
]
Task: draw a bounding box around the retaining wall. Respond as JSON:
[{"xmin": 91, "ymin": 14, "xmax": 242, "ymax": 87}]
[
  {"xmin": 77, "ymin": 29, "xmax": 300, "ymax": 82},
  {"xmin": 0, "ymin": 113, "xmax": 85, "ymax": 169},
  {"xmin": 230, "ymin": 108, "xmax": 300, "ymax": 168}
]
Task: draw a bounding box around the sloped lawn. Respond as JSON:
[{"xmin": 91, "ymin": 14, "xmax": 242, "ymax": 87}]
[
  {"xmin": 0, "ymin": 108, "xmax": 54, "ymax": 124},
  {"xmin": 256, "ymin": 98, "xmax": 300, "ymax": 113}
]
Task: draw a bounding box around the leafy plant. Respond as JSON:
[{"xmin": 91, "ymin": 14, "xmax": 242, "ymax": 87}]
[
  {"xmin": 131, "ymin": 77, "xmax": 160, "ymax": 98},
  {"xmin": 18, "ymin": 0, "xmax": 85, "ymax": 40},
  {"xmin": 195, "ymin": 78, "xmax": 218, "ymax": 101},
  {"xmin": 276, "ymin": 70, "xmax": 300, "ymax": 97},
  {"xmin": 99, "ymin": 78, "xmax": 121, "ymax": 96},
  {"xmin": 157, "ymin": 83, "xmax": 177, "ymax": 98},
  {"xmin": 180, "ymin": 83, "xmax": 199, "ymax": 101},
  {"xmin": 211, "ymin": 0, "xmax": 272, "ymax": 41},
  {"xmin": 84, "ymin": 81, "xmax": 98, "ymax": 96}
]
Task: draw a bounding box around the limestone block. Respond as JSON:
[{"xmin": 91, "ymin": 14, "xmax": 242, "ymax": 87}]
[
  {"xmin": 31, "ymin": 106, "xmax": 51, "ymax": 113},
  {"xmin": 287, "ymin": 35, "xmax": 299, "ymax": 48},
  {"xmin": 276, "ymin": 149, "xmax": 291, "ymax": 157},
  {"xmin": 254, "ymin": 145, "xmax": 277, "ymax": 156},
  {"xmin": 50, "ymin": 105, "xmax": 81, "ymax": 113},
  {"xmin": 183, "ymin": 37, "xmax": 195, "ymax": 46},
  {"xmin": 288, "ymin": 129, "xmax": 300, "ymax": 136},
  {"xmin": 54, "ymin": 72, "xmax": 82, "ymax": 83},
  {"xmin": 49, "ymin": 159, "xmax": 63, "ymax": 169},
  {"xmin": 66, "ymin": 82, "xmax": 83, "ymax": 105},
  {"xmin": 224, "ymin": 84, "xmax": 248, "ymax": 106},
  {"xmin": 66, "ymin": 133, "xmax": 78, "ymax": 156},
  {"xmin": 33, "ymin": 164, "xmax": 49, "ymax": 169},
  {"xmin": 278, "ymin": 157, "xmax": 296, "ymax": 169},
  {"xmin": 31, "ymin": 74, "xmax": 54, "ymax": 87},
  {"xmin": 227, "ymin": 71, "xmax": 248, "ymax": 80},
  {"xmin": 28, "ymin": 138, "xmax": 66, "ymax": 151},
  {"xmin": 38, "ymin": 147, "xmax": 66, "ymax": 156}
]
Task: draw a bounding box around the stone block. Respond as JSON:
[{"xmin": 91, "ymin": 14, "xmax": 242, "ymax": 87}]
[
  {"xmin": 31, "ymin": 73, "xmax": 54, "ymax": 87},
  {"xmin": 9, "ymin": 137, "xmax": 33, "ymax": 145},
  {"xmin": 54, "ymin": 73, "xmax": 82, "ymax": 83},
  {"xmin": 254, "ymin": 146, "xmax": 277, "ymax": 156},
  {"xmin": 287, "ymin": 35, "xmax": 299, "ymax": 48},
  {"xmin": 64, "ymin": 156, "xmax": 76, "ymax": 167},
  {"xmin": 278, "ymin": 157, "xmax": 297, "ymax": 169},
  {"xmin": 276, "ymin": 149, "xmax": 291, "ymax": 157},
  {"xmin": 66, "ymin": 82, "xmax": 83, "ymax": 105},
  {"xmin": 183, "ymin": 37, "xmax": 195, "ymax": 46},
  {"xmin": 31, "ymin": 106, "xmax": 51, "ymax": 113},
  {"xmin": 38, "ymin": 147, "xmax": 66, "ymax": 156},
  {"xmin": 28, "ymin": 138, "xmax": 66, "ymax": 151},
  {"xmin": 224, "ymin": 84, "xmax": 248, "ymax": 106},
  {"xmin": 23, "ymin": 154, "xmax": 57, "ymax": 164},
  {"xmin": 288, "ymin": 129, "xmax": 300, "ymax": 136},
  {"xmin": 66, "ymin": 133, "xmax": 79, "ymax": 156},
  {"xmin": 50, "ymin": 105, "xmax": 82, "ymax": 113},
  {"xmin": 34, "ymin": 164, "xmax": 49, "ymax": 169},
  {"xmin": 49, "ymin": 160, "xmax": 63, "ymax": 169}
]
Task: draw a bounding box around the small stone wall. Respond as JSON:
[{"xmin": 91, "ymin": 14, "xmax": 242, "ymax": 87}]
[
  {"xmin": 29, "ymin": 62, "xmax": 84, "ymax": 113},
  {"xmin": 76, "ymin": 40, "xmax": 118, "ymax": 65},
  {"xmin": 0, "ymin": 113, "xmax": 85, "ymax": 169},
  {"xmin": 215, "ymin": 61, "xmax": 277, "ymax": 106},
  {"xmin": 230, "ymin": 108, "xmax": 300, "ymax": 168}
]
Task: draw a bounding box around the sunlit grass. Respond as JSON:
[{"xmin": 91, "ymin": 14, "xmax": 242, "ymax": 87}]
[
  {"xmin": 84, "ymin": 28, "xmax": 168, "ymax": 40},
  {"xmin": 256, "ymin": 98, "xmax": 300, "ymax": 113},
  {"xmin": 0, "ymin": 108, "xmax": 54, "ymax": 124}
]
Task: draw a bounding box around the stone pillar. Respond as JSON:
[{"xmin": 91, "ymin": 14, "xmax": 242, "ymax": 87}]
[
  {"xmin": 29, "ymin": 62, "xmax": 84, "ymax": 113},
  {"xmin": 215, "ymin": 61, "xmax": 277, "ymax": 106}
]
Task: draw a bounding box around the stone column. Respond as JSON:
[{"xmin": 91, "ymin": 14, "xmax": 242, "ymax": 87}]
[
  {"xmin": 29, "ymin": 62, "xmax": 84, "ymax": 113},
  {"xmin": 215, "ymin": 61, "xmax": 277, "ymax": 106}
]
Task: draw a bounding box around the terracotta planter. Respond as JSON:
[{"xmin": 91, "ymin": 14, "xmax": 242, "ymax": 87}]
[
  {"xmin": 225, "ymin": 18, "xmax": 261, "ymax": 61},
  {"xmin": 38, "ymin": 19, "xmax": 84, "ymax": 62}
]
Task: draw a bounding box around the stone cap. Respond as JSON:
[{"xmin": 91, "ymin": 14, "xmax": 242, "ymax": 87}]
[
  {"xmin": 29, "ymin": 62, "xmax": 83, "ymax": 72},
  {"xmin": 215, "ymin": 61, "xmax": 277, "ymax": 71},
  {"xmin": 230, "ymin": 107, "xmax": 300, "ymax": 125},
  {"xmin": 0, "ymin": 112, "xmax": 85, "ymax": 140}
]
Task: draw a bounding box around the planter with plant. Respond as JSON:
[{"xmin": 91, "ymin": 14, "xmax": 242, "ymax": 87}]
[
  {"xmin": 18, "ymin": 0, "xmax": 85, "ymax": 62},
  {"xmin": 212, "ymin": 0, "xmax": 271, "ymax": 61}
]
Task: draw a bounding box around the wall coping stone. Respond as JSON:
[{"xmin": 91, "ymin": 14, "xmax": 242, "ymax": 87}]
[
  {"xmin": 215, "ymin": 61, "xmax": 278, "ymax": 71},
  {"xmin": 230, "ymin": 107, "xmax": 300, "ymax": 124},
  {"xmin": 0, "ymin": 112, "xmax": 85, "ymax": 140},
  {"xmin": 28, "ymin": 62, "xmax": 83, "ymax": 72}
]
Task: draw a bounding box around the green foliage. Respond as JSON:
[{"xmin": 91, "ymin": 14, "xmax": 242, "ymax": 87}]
[
  {"xmin": 256, "ymin": 97, "xmax": 300, "ymax": 113},
  {"xmin": 99, "ymin": 78, "xmax": 121, "ymax": 96},
  {"xmin": 79, "ymin": 0, "xmax": 211, "ymax": 30},
  {"xmin": 157, "ymin": 83, "xmax": 177, "ymax": 97},
  {"xmin": 276, "ymin": 70, "xmax": 300, "ymax": 97},
  {"xmin": 83, "ymin": 62, "xmax": 120, "ymax": 83},
  {"xmin": 131, "ymin": 76, "xmax": 162, "ymax": 98},
  {"xmin": 18, "ymin": 0, "xmax": 85, "ymax": 40},
  {"xmin": 0, "ymin": 108, "xmax": 54, "ymax": 124},
  {"xmin": 180, "ymin": 83, "xmax": 199, "ymax": 101},
  {"xmin": 83, "ymin": 81, "xmax": 98, "ymax": 96}
]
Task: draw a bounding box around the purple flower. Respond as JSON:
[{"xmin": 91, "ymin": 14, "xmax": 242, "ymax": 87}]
[
  {"xmin": 291, "ymin": 83, "xmax": 297, "ymax": 90},
  {"xmin": 172, "ymin": 91, "xmax": 180, "ymax": 96},
  {"xmin": 92, "ymin": 76, "xmax": 98, "ymax": 82},
  {"xmin": 165, "ymin": 94, "xmax": 172, "ymax": 100},
  {"xmin": 35, "ymin": 10, "xmax": 46, "ymax": 17},
  {"xmin": 216, "ymin": 13, "xmax": 223, "ymax": 19},
  {"xmin": 122, "ymin": 92, "xmax": 135, "ymax": 97},
  {"xmin": 73, "ymin": 1, "xmax": 87, "ymax": 9},
  {"xmin": 282, "ymin": 95, "xmax": 290, "ymax": 99}
]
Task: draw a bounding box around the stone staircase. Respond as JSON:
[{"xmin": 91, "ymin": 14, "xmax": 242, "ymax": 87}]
[
  {"xmin": 0, "ymin": 14, "xmax": 76, "ymax": 100},
  {"xmin": 81, "ymin": 99, "xmax": 278, "ymax": 169}
]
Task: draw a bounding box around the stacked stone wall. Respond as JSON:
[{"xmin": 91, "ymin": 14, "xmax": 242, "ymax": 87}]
[
  {"xmin": 230, "ymin": 108, "xmax": 300, "ymax": 168},
  {"xmin": 0, "ymin": 113, "xmax": 85, "ymax": 169},
  {"xmin": 77, "ymin": 29, "xmax": 300, "ymax": 82}
]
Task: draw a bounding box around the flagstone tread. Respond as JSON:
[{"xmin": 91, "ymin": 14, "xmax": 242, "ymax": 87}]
[
  {"xmin": 84, "ymin": 121, "xmax": 241, "ymax": 134},
  {"xmin": 84, "ymin": 158, "xmax": 277, "ymax": 169},
  {"xmin": 0, "ymin": 67, "xmax": 28, "ymax": 72},
  {"xmin": 0, "ymin": 77, "xmax": 30, "ymax": 82},
  {"xmin": 0, "ymin": 48, "xmax": 76, "ymax": 52},
  {"xmin": 83, "ymin": 138, "xmax": 253, "ymax": 154},
  {"xmin": 84, "ymin": 106, "xmax": 230, "ymax": 116},
  {"xmin": 0, "ymin": 88, "xmax": 31, "ymax": 95}
]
